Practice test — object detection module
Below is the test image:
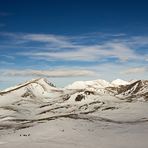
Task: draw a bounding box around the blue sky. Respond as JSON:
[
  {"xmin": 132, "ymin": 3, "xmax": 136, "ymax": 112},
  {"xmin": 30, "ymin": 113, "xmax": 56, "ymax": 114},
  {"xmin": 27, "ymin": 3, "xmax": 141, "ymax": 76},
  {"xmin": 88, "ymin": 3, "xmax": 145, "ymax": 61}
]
[{"xmin": 0, "ymin": 0, "xmax": 148, "ymax": 89}]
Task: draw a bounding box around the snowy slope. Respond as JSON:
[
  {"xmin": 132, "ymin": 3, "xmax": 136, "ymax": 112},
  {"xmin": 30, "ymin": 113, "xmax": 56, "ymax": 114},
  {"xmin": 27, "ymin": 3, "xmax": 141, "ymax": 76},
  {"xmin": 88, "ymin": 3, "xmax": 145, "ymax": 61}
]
[
  {"xmin": 0, "ymin": 78, "xmax": 147, "ymax": 132},
  {"xmin": 0, "ymin": 78, "xmax": 148, "ymax": 148},
  {"xmin": 0, "ymin": 78, "xmax": 62, "ymax": 99},
  {"xmin": 111, "ymin": 79, "xmax": 130, "ymax": 86},
  {"xmin": 65, "ymin": 79, "xmax": 131, "ymax": 96},
  {"xmin": 66, "ymin": 79, "xmax": 130, "ymax": 90},
  {"xmin": 116, "ymin": 80, "xmax": 148, "ymax": 101},
  {"xmin": 65, "ymin": 79, "xmax": 110, "ymax": 89}
]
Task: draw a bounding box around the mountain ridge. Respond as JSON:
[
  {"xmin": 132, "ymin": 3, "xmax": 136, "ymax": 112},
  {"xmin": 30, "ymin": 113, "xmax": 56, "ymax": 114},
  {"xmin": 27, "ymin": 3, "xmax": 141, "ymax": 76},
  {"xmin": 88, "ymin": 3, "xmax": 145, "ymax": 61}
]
[
  {"xmin": 1, "ymin": 78, "xmax": 147, "ymax": 100},
  {"xmin": 0, "ymin": 77, "xmax": 148, "ymax": 131}
]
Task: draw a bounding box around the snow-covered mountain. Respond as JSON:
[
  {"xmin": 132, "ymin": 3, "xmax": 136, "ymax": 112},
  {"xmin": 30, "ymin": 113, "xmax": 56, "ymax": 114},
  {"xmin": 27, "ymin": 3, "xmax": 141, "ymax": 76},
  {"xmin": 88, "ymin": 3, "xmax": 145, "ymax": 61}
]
[
  {"xmin": 116, "ymin": 80, "xmax": 148, "ymax": 101},
  {"xmin": 66, "ymin": 79, "xmax": 130, "ymax": 89},
  {"xmin": 1, "ymin": 78, "xmax": 58, "ymax": 94},
  {"xmin": 65, "ymin": 79, "xmax": 111, "ymax": 89},
  {"xmin": 111, "ymin": 79, "xmax": 130, "ymax": 86},
  {"xmin": 0, "ymin": 78, "xmax": 147, "ymax": 131},
  {"xmin": 0, "ymin": 78, "xmax": 63, "ymax": 100}
]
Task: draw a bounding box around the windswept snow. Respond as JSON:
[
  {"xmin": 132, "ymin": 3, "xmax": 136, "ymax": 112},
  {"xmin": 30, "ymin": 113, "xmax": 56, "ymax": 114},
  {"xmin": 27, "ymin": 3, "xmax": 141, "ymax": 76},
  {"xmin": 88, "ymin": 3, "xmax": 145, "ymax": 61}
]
[{"xmin": 0, "ymin": 78, "xmax": 148, "ymax": 148}]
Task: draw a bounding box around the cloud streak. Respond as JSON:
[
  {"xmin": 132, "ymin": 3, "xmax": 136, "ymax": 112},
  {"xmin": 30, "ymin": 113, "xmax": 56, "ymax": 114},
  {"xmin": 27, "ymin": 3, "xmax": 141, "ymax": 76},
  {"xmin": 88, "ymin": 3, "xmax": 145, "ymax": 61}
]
[
  {"xmin": 122, "ymin": 67, "xmax": 148, "ymax": 75},
  {"xmin": 0, "ymin": 32, "xmax": 147, "ymax": 63},
  {"xmin": 18, "ymin": 42, "xmax": 141, "ymax": 62},
  {"xmin": 0, "ymin": 32, "xmax": 147, "ymax": 81},
  {"xmin": 1, "ymin": 69, "xmax": 96, "ymax": 77}
]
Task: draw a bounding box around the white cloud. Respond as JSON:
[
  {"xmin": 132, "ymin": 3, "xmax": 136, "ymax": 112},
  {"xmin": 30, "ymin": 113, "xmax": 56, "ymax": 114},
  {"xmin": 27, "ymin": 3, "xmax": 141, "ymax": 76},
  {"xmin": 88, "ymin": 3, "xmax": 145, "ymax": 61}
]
[
  {"xmin": 0, "ymin": 55, "xmax": 15, "ymax": 60},
  {"xmin": 22, "ymin": 34, "xmax": 72, "ymax": 47},
  {"xmin": 1, "ymin": 69, "xmax": 96, "ymax": 77},
  {"xmin": 0, "ymin": 32, "xmax": 77, "ymax": 48},
  {"xmin": 0, "ymin": 61, "xmax": 14, "ymax": 65},
  {"xmin": 122, "ymin": 67, "xmax": 148, "ymax": 75},
  {"xmin": 0, "ymin": 32, "xmax": 147, "ymax": 63},
  {"xmin": 19, "ymin": 42, "xmax": 140, "ymax": 62},
  {"xmin": 0, "ymin": 32, "xmax": 148, "ymax": 89}
]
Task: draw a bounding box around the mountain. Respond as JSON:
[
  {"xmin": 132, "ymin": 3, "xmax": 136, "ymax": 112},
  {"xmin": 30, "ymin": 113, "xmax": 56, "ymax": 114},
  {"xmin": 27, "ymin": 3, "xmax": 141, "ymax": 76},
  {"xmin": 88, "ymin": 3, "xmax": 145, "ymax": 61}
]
[
  {"xmin": 0, "ymin": 78, "xmax": 62, "ymax": 99},
  {"xmin": 65, "ymin": 79, "xmax": 111, "ymax": 90},
  {"xmin": 0, "ymin": 78, "xmax": 64, "ymax": 130},
  {"xmin": 116, "ymin": 80, "xmax": 148, "ymax": 101},
  {"xmin": 0, "ymin": 78, "xmax": 147, "ymax": 131},
  {"xmin": 111, "ymin": 79, "xmax": 130, "ymax": 86}
]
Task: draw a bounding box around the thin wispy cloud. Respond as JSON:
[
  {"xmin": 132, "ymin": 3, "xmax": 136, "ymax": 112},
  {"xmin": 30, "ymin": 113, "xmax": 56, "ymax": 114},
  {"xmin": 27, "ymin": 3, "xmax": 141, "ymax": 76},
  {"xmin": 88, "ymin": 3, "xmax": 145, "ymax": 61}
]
[
  {"xmin": 1, "ymin": 69, "xmax": 96, "ymax": 77},
  {"xmin": 0, "ymin": 32, "xmax": 147, "ymax": 83},
  {"xmin": 0, "ymin": 55, "xmax": 15, "ymax": 60},
  {"xmin": 18, "ymin": 39, "xmax": 142, "ymax": 62},
  {"xmin": 0, "ymin": 1, "xmax": 148, "ymax": 89},
  {"xmin": 22, "ymin": 34, "xmax": 70, "ymax": 46},
  {"xmin": 122, "ymin": 67, "xmax": 148, "ymax": 75},
  {"xmin": 1, "ymin": 32, "xmax": 146, "ymax": 62},
  {"xmin": 0, "ymin": 61, "xmax": 14, "ymax": 65}
]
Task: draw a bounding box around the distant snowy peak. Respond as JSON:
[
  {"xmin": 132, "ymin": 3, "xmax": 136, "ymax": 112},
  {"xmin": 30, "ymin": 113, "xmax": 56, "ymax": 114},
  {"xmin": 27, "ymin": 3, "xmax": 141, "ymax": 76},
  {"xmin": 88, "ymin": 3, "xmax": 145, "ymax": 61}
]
[
  {"xmin": 119, "ymin": 80, "xmax": 148, "ymax": 94},
  {"xmin": 111, "ymin": 79, "xmax": 129, "ymax": 86},
  {"xmin": 65, "ymin": 79, "xmax": 108, "ymax": 89},
  {"xmin": 38, "ymin": 78, "xmax": 56, "ymax": 88},
  {"xmin": 128, "ymin": 79, "xmax": 138, "ymax": 84},
  {"xmin": 1, "ymin": 78, "xmax": 147, "ymax": 102},
  {"xmin": 65, "ymin": 79, "xmax": 130, "ymax": 90},
  {"xmin": 0, "ymin": 78, "xmax": 56, "ymax": 94},
  {"xmin": 36, "ymin": 78, "xmax": 56, "ymax": 91}
]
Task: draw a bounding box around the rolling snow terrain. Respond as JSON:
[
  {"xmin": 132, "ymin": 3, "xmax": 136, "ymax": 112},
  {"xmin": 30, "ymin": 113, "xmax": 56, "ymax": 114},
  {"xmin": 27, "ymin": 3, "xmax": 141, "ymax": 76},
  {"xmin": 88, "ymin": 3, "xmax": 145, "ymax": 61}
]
[{"xmin": 0, "ymin": 78, "xmax": 148, "ymax": 148}]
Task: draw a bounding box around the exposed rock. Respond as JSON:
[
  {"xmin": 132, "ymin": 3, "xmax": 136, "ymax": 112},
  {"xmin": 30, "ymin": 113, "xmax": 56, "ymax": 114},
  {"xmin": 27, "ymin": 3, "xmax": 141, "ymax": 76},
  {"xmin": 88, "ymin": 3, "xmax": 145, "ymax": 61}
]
[{"xmin": 75, "ymin": 94, "xmax": 85, "ymax": 101}]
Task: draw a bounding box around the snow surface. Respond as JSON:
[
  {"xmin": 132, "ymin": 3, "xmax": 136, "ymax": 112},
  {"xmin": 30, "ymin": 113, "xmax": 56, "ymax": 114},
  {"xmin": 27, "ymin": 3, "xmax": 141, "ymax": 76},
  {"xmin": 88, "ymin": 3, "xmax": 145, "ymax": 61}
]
[
  {"xmin": 65, "ymin": 79, "xmax": 111, "ymax": 89},
  {"xmin": 66, "ymin": 79, "xmax": 130, "ymax": 90},
  {"xmin": 111, "ymin": 79, "xmax": 130, "ymax": 86},
  {"xmin": 0, "ymin": 120, "xmax": 148, "ymax": 148},
  {"xmin": 0, "ymin": 78, "xmax": 148, "ymax": 148}
]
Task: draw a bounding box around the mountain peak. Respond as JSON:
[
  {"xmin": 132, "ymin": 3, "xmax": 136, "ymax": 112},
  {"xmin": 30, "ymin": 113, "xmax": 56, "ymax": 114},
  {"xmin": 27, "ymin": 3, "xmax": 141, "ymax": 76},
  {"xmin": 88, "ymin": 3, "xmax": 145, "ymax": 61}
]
[
  {"xmin": 0, "ymin": 77, "xmax": 56, "ymax": 94},
  {"xmin": 111, "ymin": 79, "xmax": 129, "ymax": 86},
  {"xmin": 65, "ymin": 79, "xmax": 111, "ymax": 90},
  {"xmin": 36, "ymin": 77, "xmax": 56, "ymax": 87}
]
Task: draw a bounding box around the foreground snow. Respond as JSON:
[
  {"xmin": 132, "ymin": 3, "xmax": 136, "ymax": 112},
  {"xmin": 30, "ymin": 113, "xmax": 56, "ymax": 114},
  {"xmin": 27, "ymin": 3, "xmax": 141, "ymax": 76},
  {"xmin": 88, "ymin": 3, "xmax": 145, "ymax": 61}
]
[{"xmin": 0, "ymin": 114, "xmax": 148, "ymax": 148}]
